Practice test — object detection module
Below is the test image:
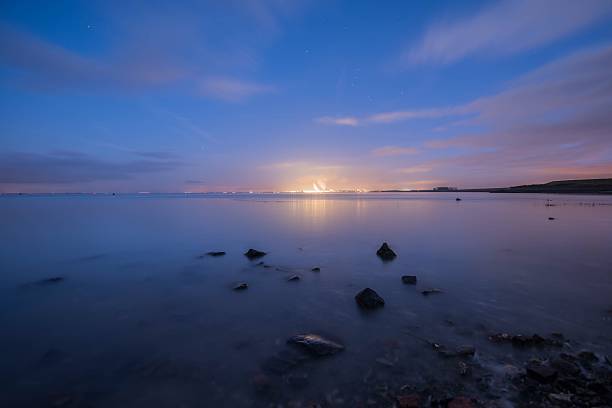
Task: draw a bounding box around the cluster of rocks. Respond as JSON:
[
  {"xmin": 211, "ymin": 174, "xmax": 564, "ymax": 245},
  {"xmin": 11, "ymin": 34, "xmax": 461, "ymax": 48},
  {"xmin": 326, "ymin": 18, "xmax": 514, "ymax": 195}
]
[{"xmin": 488, "ymin": 332, "xmax": 564, "ymax": 347}]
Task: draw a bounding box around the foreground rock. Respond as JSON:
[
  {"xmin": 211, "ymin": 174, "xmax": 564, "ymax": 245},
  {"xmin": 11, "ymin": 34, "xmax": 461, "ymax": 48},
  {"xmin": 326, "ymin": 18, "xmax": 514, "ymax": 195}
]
[
  {"xmin": 233, "ymin": 282, "xmax": 248, "ymax": 290},
  {"xmin": 401, "ymin": 275, "xmax": 417, "ymax": 284},
  {"xmin": 376, "ymin": 242, "xmax": 397, "ymax": 261},
  {"xmin": 287, "ymin": 334, "xmax": 345, "ymax": 356},
  {"xmin": 488, "ymin": 332, "xmax": 563, "ymax": 347},
  {"xmin": 355, "ymin": 288, "xmax": 385, "ymax": 309},
  {"xmin": 244, "ymin": 248, "xmax": 267, "ymax": 260},
  {"xmin": 311, "ymin": 267, "xmax": 320, "ymax": 272}
]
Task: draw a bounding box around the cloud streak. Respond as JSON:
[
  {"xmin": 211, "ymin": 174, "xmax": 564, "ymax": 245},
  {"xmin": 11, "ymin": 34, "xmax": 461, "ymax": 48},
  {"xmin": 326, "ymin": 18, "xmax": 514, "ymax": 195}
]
[
  {"xmin": 372, "ymin": 146, "xmax": 419, "ymax": 157},
  {"xmin": 404, "ymin": 0, "xmax": 612, "ymax": 65}
]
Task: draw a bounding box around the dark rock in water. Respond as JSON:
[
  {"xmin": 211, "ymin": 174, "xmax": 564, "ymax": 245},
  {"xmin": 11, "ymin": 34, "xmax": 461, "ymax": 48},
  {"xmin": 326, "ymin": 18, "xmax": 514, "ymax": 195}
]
[
  {"xmin": 421, "ymin": 288, "xmax": 442, "ymax": 295},
  {"xmin": 526, "ymin": 361, "xmax": 557, "ymax": 383},
  {"xmin": 401, "ymin": 275, "xmax": 417, "ymax": 284},
  {"xmin": 244, "ymin": 248, "xmax": 266, "ymax": 260},
  {"xmin": 448, "ymin": 397, "xmax": 473, "ymax": 408},
  {"xmin": 287, "ymin": 275, "xmax": 300, "ymax": 281},
  {"xmin": 397, "ymin": 394, "xmax": 420, "ymax": 408},
  {"xmin": 548, "ymin": 217, "xmax": 556, "ymax": 220},
  {"xmin": 376, "ymin": 242, "xmax": 397, "ymax": 261},
  {"xmin": 206, "ymin": 251, "xmax": 226, "ymax": 257},
  {"xmin": 551, "ymin": 357, "xmax": 580, "ymax": 376},
  {"xmin": 287, "ymin": 334, "xmax": 345, "ymax": 356},
  {"xmin": 311, "ymin": 267, "xmax": 320, "ymax": 272},
  {"xmin": 355, "ymin": 288, "xmax": 385, "ymax": 309},
  {"xmin": 456, "ymin": 197, "xmax": 462, "ymax": 201},
  {"xmin": 456, "ymin": 345, "xmax": 476, "ymax": 357},
  {"xmin": 233, "ymin": 282, "xmax": 248, "ymax": 290},
  {"xmin": 488, "ymin": 332, "xmax": 563, "ymax": 347},
  {"xmin": 578, "ymin": 350, "xmax": 598, "ymax": 362}
]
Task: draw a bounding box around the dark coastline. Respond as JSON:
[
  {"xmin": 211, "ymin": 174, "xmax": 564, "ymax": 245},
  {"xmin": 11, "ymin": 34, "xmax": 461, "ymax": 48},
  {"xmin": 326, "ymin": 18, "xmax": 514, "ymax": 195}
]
[{"xmin": 373, "ymin": 178, "xmax": 612, "ymax": 195}]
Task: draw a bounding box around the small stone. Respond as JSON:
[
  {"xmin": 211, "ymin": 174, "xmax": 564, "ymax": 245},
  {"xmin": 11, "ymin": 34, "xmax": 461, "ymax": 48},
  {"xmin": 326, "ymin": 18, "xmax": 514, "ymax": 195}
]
[
  {"xmin": 548, "ymin": 217, "xmax": 555, "ymax": 220},
  {"xmin": 375, "ymin": 357, "xmax": 394, "ymax": 367},
  {"xmin": 458, "ymin": 361, "xmax": 470, "ymax": 376},
  {"xmin": 401, "ymin": 275, "xmax": 417, "ymax": 284},
  {"xmin": 578, "ymin": 350, "xmax": 598, "ymax": 362},
  {"xmin": 421, "ymin": 288, "xmax": 442, "ymax": 296},
  {"xmin": 456, "ymin": 345, "xmax": 476, "ymax": 357},
  {"xmin": 233, "ymin": 283, "xmax": 248, "ymax": 290},
  {"xmin": 397, "ymin": 394, "xmax": 420, "ymax": 408},
  {"xmin": 287, "ymin": 334, "xmax": 345, "ymax": 356},
  {"xmin": 311, "ymin": 267, "xmax": 320, "ymax": 272},
  {"xmin": 206, "ymin": 251, "xmax": 226, "ymax": 257},
  {"xmin": 38, "ymin": 277, "xmax": 65, "ymax": 285},
  {"xmin": 526, "ymin": 361, "xmax": 557, "ymax": 383},
  {"xmin": 355, "ymin": 288, "xmax": 385, "ymax": 309},
  {"xmin": 244, "ymin": 248, "xmax": 266, "ymax": 260},
  {"xmin": 548, "ymin": 393, "xmax": 572, "ymax": 403},
  {"xmin": 456, "ymin": 197, "xmax": 462, "ymax": 201},
  {"xmin": 551, "ymin": 357, "xmax": 580, "ymax": 376},
  {"xmin": 448, "ymin": 396, "xmax": 473, "ymax": 408},
  {"xmin": 287, "ymin": 275, "xmax": 300, "ymax": 281},
  {"xmin": 376, "ymin": 242, "xmax": 397, "ymax": 261}
]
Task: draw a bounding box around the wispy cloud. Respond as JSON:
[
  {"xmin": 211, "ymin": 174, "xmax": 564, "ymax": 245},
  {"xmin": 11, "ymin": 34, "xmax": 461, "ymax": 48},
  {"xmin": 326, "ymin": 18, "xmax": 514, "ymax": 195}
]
[
  {"xmin": 404, "ymin": 0, "xmax": 612, "ymax": 65},
  {"xmin": 0, "ymin": 151, "xmax": 181, "ymax": 184},
  {"xmin": 396, "ymin": 165, "xmax": 432, "ymax": 174},
  {"xmin": 198, "ymin": 77, "xmax": 274, "ymax": 101},
  {"xmin": 372, "ymin": 146, "xmax": 419, "ymax": 157},
  {"xmin": 314, "ymin": 116, "xmax": 359, "ymax": 126}
]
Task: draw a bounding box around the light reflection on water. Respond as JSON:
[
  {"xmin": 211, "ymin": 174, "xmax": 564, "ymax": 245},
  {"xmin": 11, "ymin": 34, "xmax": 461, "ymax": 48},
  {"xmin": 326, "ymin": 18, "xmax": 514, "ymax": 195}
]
[{"xmin": 0, "ymin": 193, "xmax": 611, "ymax": 407}]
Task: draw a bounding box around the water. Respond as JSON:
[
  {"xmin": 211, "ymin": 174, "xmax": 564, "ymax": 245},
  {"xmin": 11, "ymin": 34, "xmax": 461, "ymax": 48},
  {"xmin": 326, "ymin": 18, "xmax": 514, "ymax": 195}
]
[{"xmin": 1, "ymin": 193, "xmax": 611, "ymax": 407}]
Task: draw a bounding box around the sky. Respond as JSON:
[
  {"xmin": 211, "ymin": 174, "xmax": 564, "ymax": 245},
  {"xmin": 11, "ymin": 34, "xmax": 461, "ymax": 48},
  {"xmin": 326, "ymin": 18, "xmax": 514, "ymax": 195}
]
[{"xmin": 1, "ymin": 0, "xmax": 612, "ymax": 192}]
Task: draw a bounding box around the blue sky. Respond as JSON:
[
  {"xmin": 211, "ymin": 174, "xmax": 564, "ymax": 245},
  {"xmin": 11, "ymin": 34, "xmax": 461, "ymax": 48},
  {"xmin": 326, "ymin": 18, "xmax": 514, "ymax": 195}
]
[{"xmin": 1, "ymin": 0, "xmax": 612, "ymax": 192}]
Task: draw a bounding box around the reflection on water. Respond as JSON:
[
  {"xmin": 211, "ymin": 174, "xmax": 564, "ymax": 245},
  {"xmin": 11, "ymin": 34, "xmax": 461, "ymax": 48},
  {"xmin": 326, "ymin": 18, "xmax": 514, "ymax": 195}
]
[{"xmin": 0, "ymin": 193, "xmax": 611, "ymax": 407}]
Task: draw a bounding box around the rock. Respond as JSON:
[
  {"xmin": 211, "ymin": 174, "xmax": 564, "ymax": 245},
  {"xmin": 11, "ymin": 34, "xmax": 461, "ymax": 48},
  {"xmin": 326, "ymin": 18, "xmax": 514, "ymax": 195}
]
[
  {"xmin": 244, "ymin": 248, "xmax": 266, "ymax": 260},
  {"xmin": 458, "ymin": 361, "xmax": 470, "ymax": 376},
  {"xmin": 421, "ymin": 288, "xmax": 442, "ymax": 296},
  {"xmin": 578, "ymin": 350, "xmax": 598, "ymax": 362},
  {"xmin": 448, "ymin": 397, "xmax": 473, "ymax": 408},
  {"xmin": 311, "ymin": 267, "xmax": 320, "ymax": 272},
  {"xmin": 376, "ymin": 242, "xmax": 397, "ymax": 261},
  {"xmin": 287, "ymin": 275, "xmax": 300, "ymax": 281},
  {"xmin": 287, "ymin": 334, "xmax": 345, "ymax": 356},
  {"xmin": 548, "ymin": 393, "xmax": 572, "ymax": 403},
  {"xmin": 206, "ymin": 251, "xmax": 226, "ymax": 257},
  {"xmin": 233, "ymin": 283, "xmax": 248, "ymax": 290},
  {"xmin": 375, "ymin": 357, "xmax": 394, "ymax": 367},
  {"xmin": 456, "ymin": 345, "xmax": 476, "ymax": 357},
  {"xmin": 456, "ymin": 197, "xmax": 462, "ymax": 201},
  {"xmin": 488, "ymin": 332, "xmax": 562, "ymax": 347},
  {"xmin": 526, "ymin": 361, "xmax": 557, "ymax": 383},
  {"xmin": 397, "ymin": 394, "xmax": 420, "ymax": 408},
  {"xmin": 551, "ymin": 357, "xmax": 580, "ymax": 376},
  {"xmin": 355, "ymin": 288, "xmax": 385, "ymax": 309},
  {"xmin": 548, "ymin": 217, "xmax": 556, "ymax": 220},
  {"xmin": 401, "ymin": 275, "xmax": 417, "ymax": 284}
]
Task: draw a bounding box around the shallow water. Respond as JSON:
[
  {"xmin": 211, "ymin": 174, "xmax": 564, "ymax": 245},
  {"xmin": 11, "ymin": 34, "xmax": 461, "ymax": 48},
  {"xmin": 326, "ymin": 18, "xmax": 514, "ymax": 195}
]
[{"xmin": 1, "ymin": 192, "xmax": 611, "ymax": 407}]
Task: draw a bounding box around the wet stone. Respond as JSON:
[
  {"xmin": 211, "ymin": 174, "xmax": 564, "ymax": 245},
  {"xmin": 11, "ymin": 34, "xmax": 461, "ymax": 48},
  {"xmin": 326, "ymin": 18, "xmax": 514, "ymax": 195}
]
[
  {"xmin": 206, "ymin": 251, "xmax": 226, "ymax": 257},
  {"xmin": 311, "ymin": 267, "xmax": 320, "ymax": 272},
  {"xmin": 287, "ymin": 275, "xmax": 300, "ymax": 281},
  {"xmin": 376, "ymin": 242, "xmax": 397, "ymax": 261},
  {"xmin": 577, "ymin": 350, "xmax": 598, "ymax": 363},
  {"xmin": 401, "ymin": 275, "xmax": 417, "ymax": 284},
  {"xmin": 526, "ymin": 361, "xmax": 558, "ymax": 383},
  {"xmin": 244, "ymin": 249, "xmax": 267, "ymax": 260},
  {"xmin": 421, "ymin": 288, "xmax": 442, "ymax": 296},
  {"xmin": 233, "ymin": 283, "xmax": 248, "ymax": 290},
  {"xmin": 39, "ymin": 277, "xmax": 65, "ymax": 285},
  {"xmin": 456, "ymin": 197, "xmax": 462, "ymax": 201},
  {"xmin": 355, "ymin": 288, "xmax": 385, "ymax": 309},
  {"xmin": 287, "ymin": 334, "xmax": 345, "ymax": 356},
  {"xmin": 548, "ymin": 217, "xmax": 556, "ymax": 220}
]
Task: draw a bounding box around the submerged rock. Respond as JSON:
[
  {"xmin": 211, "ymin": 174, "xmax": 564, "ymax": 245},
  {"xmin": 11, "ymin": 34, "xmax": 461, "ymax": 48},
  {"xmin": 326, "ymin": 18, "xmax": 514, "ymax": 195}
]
[
  {"xmin": 421, "ymin": 288, "xmax": 442, "ymax": 296},
  {"xmin": 456, "ymin": 197, "xmax": 462, "ymax": 201},
  {"xmin": 206, "ymin": 251, "xmax": 226, "ymax": 257},
  {"xmin": 401, "ymin": 275, "xmax": 417, "ymax": 284},
  {"xmin": 355, "ymin": 288, "xmax": 385, "ymax": 309},
  {"xmin": 311, "ymin": 267, "xmax": 320, "ymax": 272},
  {"xmin": 376, "ymin": 242, "xmax": 397, "ymax": 261},
  {"xmin": 287, "ymin": 334, "xmax": 345, "ymax": 356},
  {"xmin": 233, "ymin": 282, "xmax": 248, "ymax": 290},
  {"xmin": 526, "ymin": 361, "xmax": 557, "ymax": 383},
  {"xmin": 548, "ymin": 217, "xmax": 556, "ymax": 220},
  {"xmin": 287, "ymin": 275, "xmax": 300, "ymax": 281},
  {"xmin": 244, "ymin": 248, "xmax": 267, "ymax": 260},
  {"xmin": 488, "ymin": 332, "xmax": 563, "ymax": 347}
]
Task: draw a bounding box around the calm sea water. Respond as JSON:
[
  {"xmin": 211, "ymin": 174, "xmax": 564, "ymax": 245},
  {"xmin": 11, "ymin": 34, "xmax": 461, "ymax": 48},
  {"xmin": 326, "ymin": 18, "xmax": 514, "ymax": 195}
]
[{"xmin": 1, "ymin": 193, "xmax": 611, "ymax": 407}]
